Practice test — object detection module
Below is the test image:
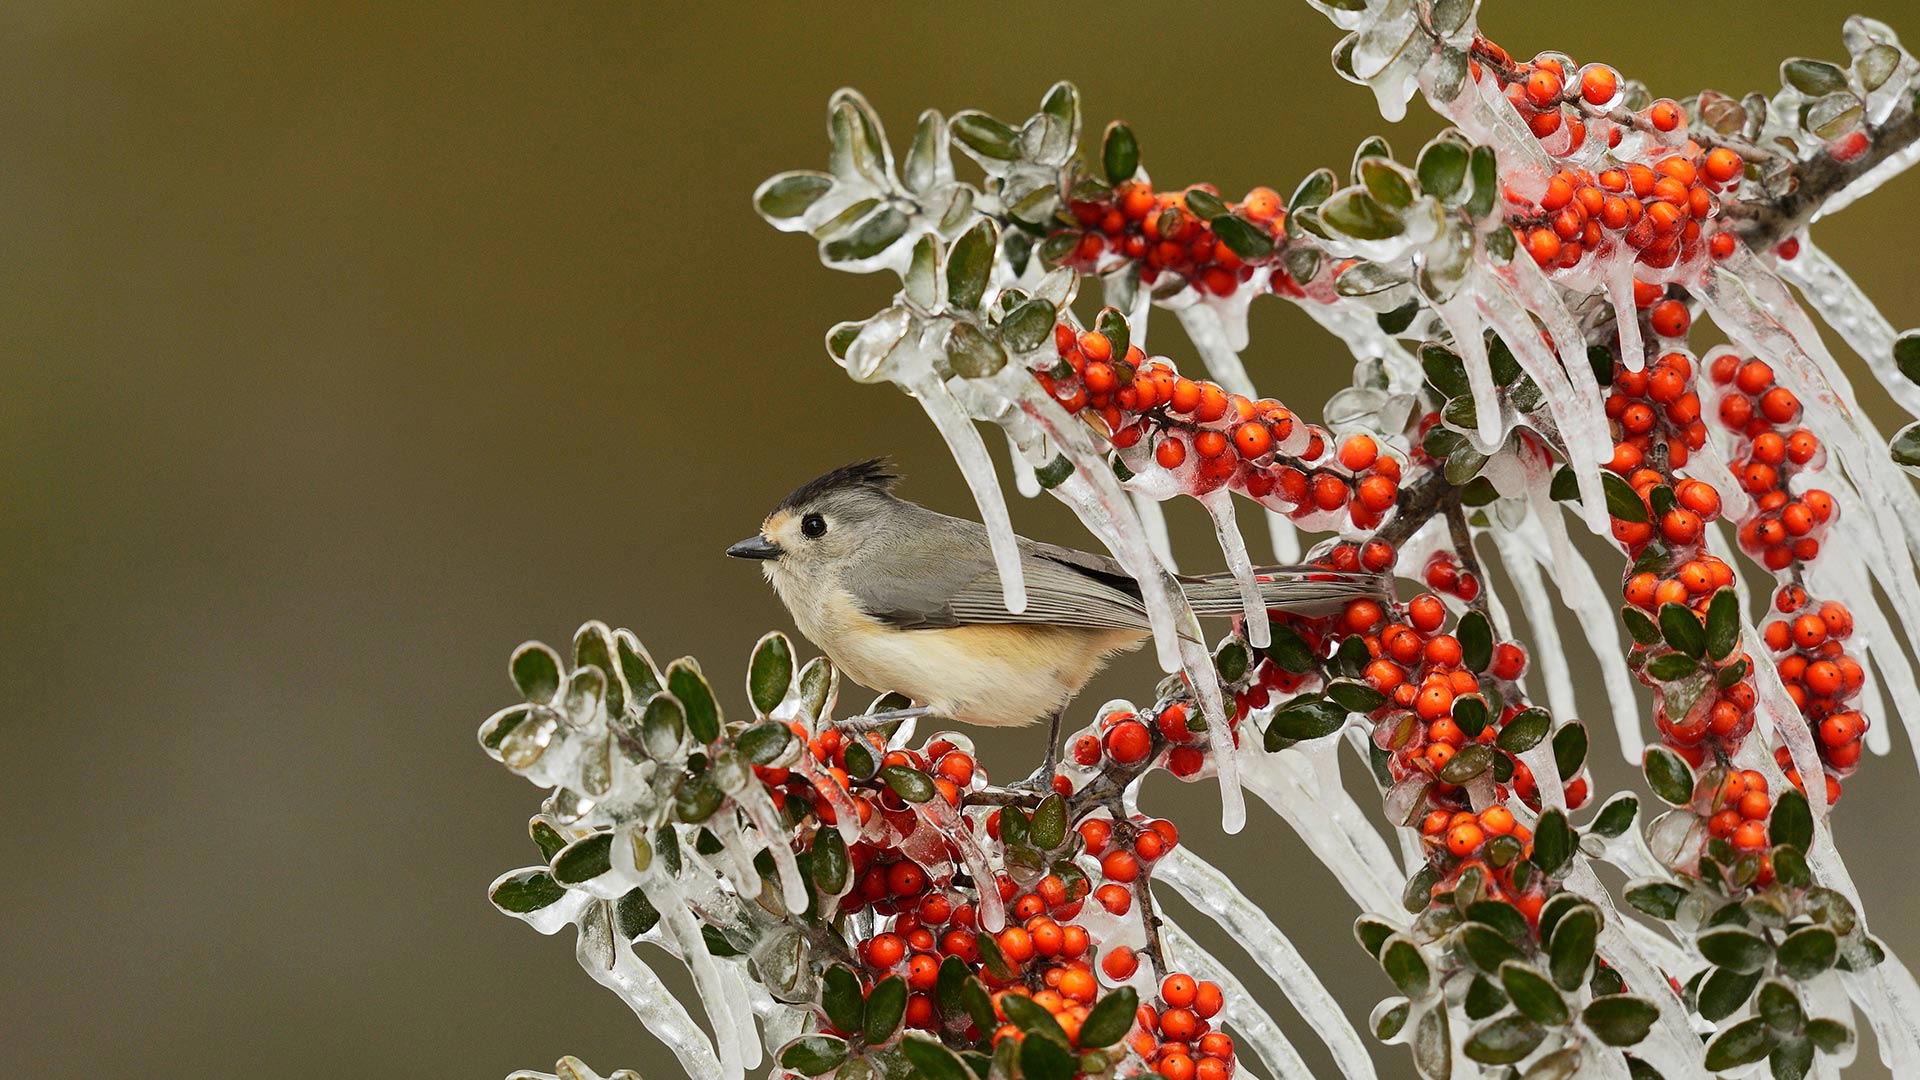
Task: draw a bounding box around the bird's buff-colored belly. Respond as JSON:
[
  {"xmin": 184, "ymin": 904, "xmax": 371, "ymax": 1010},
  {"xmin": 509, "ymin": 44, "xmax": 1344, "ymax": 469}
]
[{"xmin": 818, "ymin": 617, "xmax": 1147, "ymax": 728}]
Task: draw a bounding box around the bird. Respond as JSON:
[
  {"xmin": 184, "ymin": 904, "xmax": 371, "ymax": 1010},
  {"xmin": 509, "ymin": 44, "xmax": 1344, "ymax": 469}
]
[{"xmin": 725, "ymin": 459, "xmax": 1384, "ymax": 775}]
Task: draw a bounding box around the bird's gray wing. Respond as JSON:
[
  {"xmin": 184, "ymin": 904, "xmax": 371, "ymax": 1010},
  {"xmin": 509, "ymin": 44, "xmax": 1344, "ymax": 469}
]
[{"xmin": 845, "ymin": 516, "xmax": 1149, "ymax": 631}]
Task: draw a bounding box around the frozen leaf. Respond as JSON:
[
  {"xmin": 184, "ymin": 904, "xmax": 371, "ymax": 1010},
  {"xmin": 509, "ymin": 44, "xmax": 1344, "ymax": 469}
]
[
  {"xmin": 1416, "ymin": 137, "xmax": 1469, "ymax": 204},
  {"xmin": 1782, "ymin": 58, "xmax": 1849, "ymax": 96},
  {"xmin": 1359, "ymin": 157, "xmax": 1415, "ymax": 208},
  {"xmin": 900, "ymin": 1036, "xmax": 969, "ymax": 1080},
  {"xmin": 1698, "ymin": 926, "xmax": 1770, "ymax": 973},
  {"xmin": 1500, "ymin": 961, "xmax": 1568, "ymax": 1024},
  {"xmin": 1758, "ymin": 979, "xmax": 1805, "ymax": 1032},
  {"xmin": 735, "ymin": 721, "xmax": 792, "ymax": 765},
  {"xmin": 1699, "ymin": 966, "xmax": 1763, "ymax": 1021},
  {"xmin": 1777, "ymin": 926, "xmax": 1838, "ymax": 979},
  {"xmin": 667, "ymin": 660, "xmax": 720, "ymax": 744},
  {"xmin": 1464, "ymin": 1014, "xmax": 1544, "ymax": 1064},
  {"xmin": 950, "ymin": 111, "xmax": 1019, "ymax": 161},
  {"xmin": 1643, "ymin": 745, "xmax": 1694, "ymax": 805},
  {"xmin": 1531, "ymin": 809, "xmax": 1574, "ymax": 877},
  {"xmin": 1583, "ymin": 995, "xmax": 1658, "ymax": 1046},
  {"xmin": 945, "ymin": 322, "xmax": 1007, "ymax": 378},
  {"xmin": 1497, "ymin": 708, "xmax": 1550, "ymax": 753},
  {"xmin": 1320, "ymin": 188, "xmax": 1404, "ymax": 240},
  {"xmin": 778, "ymin": 1036, "xmax": 849, "ymax": 1076},
  {"xmin": 946, "ymin": 219, "xmax": 997, "ymax": 312},
  {"xmin": 1770, "ymin": 789, "xmax": 1813, "ymax": 852},
  {"xmin": 1704, "ymin": 1017, "xmax": 1773, "ymax": 1070},
  {"xmin": 1602, "ymin": 472, "xmax": 1648, "ymax": 523},
  {"xmin": 1079, "ymin": 986, "xmax": 1138, "ymax": 1047},
  {"xmin": 879, "ymin": 765, "xmax": 935, "ymax": 803},
  {"xmin": 491, "ymin": 868, "xmax": 570, "ymax": 913},
  {"xmin": 1414, "ymin": 1007, "xmax": 1451, "ymax": 1080},
  {"xmin": 512, "ymin": 642, "xmax": 563, "ymax": 703},
  {"xmin": 747, "ymin": 632, "xmax": 794, "ymax": 718},
  {"xmin": 1380, "ymin": 935, "xmax": 1430, "ymax": 997},
  {"xmin": 755, "ymin": 171, "xmax": 834, "ymax": 225},
  {"xmin": 640, "ymin": 692, "xmax": 686, "ymax": 760},
  {"xmin": 1705, "ymin": 588, "xmax": 1740, "ymax": 660},
  {"xmin": 1547, "ymin": 904, "xmax": 1597, "ymax": 990},
  {"xmin": 1589, "ymin": 794, "xmax": 1638, "ymax": 838},
  {"xmin": 552, "ymin": 832, "xmax": 614, "ymax": 885},
  {"xmin": 1552, "ymin": 722, "xmax": 1587, "ymax": 781},
  {"xmin": 1020, "ymin": 1034, "xmax": 1076, "ymax": 1080},
  {"xmin": 1212, "ymin": 214, "xmax": 1274, "ymax": 260},
  {"xmin": 1102, "ymin": 122, "xmax": 1138, "ymax": 185}
]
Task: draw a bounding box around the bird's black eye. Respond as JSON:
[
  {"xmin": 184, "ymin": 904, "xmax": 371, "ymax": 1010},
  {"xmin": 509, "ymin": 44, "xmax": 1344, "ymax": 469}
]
[{"xmin": 801, "ymin": 513, "xmax": 827, "ymax": 538}]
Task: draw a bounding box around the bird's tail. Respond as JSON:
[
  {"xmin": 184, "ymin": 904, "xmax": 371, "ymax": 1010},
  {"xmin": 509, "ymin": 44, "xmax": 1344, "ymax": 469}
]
[{"xmin": 1180, "ymin": 566, "xmax": 1389, "ymax": 619}]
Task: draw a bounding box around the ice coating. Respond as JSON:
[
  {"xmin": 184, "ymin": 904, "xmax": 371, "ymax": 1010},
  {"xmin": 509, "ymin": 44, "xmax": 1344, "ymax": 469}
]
[
  {"xmin": 642, "ymin": 867, "xmax": 748, "ymax": 1080},
  {"xmin": 1432, "ymin": 292, "xmax": 1509, "ymax": 452},
  {"xmin": 1781, "ymin": 238, "xmax": 1920, "ymax": 418},
  {"xmin": 1561, "ymin": 861, "xmax": 1706, "ymax": 1078},
  {"xmin": 1235, "ymin": 739, "xmax": 1405, "ymax": 914},
  {"xmin": 1198, "ymin": 487, "xmax": 1270, "ymax": 648},
  {"xmin": 1174, "ymin": 303, "xmax": 1257, "ymax": 397},
  {"xmin": 574, "ymin": 904, "xmax": 722, "ymax": 1079},
  {"xmin": 1489, "ymin": 526, "xmax": 1577, "ymax": 723},
  {"xmin": 1157, "ymin": 912, "xmax": 1316, "ymax": 1080},
  {"xmin": 910, "ymin": 794, "xmax": 1006, "ymax": 933},
  {"xmin": 906, "ymin": 372, "xmax": 1029, "ymax": 614},
  {"xmin": 1158, "ymin": 846, "xmax": 1381, "ymax": 1080},
  {"xmin": 733, "ymin": 778, "xmax": 812, "ymax": 913}
]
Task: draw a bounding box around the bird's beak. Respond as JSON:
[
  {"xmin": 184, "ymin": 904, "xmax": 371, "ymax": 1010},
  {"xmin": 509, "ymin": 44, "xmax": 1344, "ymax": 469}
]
[{"xmin": 726, "ymin": 535, "xmax": 783, "ymax": 561}]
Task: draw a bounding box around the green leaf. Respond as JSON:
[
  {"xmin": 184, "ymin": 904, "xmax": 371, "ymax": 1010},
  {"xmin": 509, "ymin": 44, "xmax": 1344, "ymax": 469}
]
[
  {"xmin": 1079, "ymin": 986, "xmax": 1139, "ymax": 1048},
  {"xmin": 1704, "ymin": 589, "xmax": 1741, "ymax": 661},
  {"xmin": 1019, "ymin": 1032, "xmax": 1076, "ymax": 1080},
  {"xmin": 900, "ymin": 1035, "xmax": 970, "ymax": 1080},
  {"xmin": 1381, "ymin": 935, "xmax": 1431, "ymax": 997},
  {"xmin": 1464, "ymin": 975, "xmax": 1506, "ymax": 1019},
  {"xmin": 1894, "ymin": 331, "xmax": 1920, "ymax": 386},
  {"xmin": 1772, "ymin": 844, "xmax": 1813, "ymax": 888},
  {"xmin": 1422, "ymin": 342, "xmax": 1471, "ymax": 398},
  {"xmin": 667, "ymin": 659, "xmax": 721, "ymax": 744},
  {"xmin": 947, "ymin": 218, "xmax": 998, "ymax": 312},
  {"xmin": 1659, "ymin": 603, "xmax": 1707, "ymax": 658},
  {"xmin": 1699, "ymin": 927, "xmax": 1771, "ymax": 973},
  {"xmin": 1464, "ymin": 1014, "xmax": 1546, "ymax": 1065},
  {"xmin": 1454, "ymin": 611, "xmax": 1492, "ymax": 673},
  {"xmin": 864, "ymin": 974, "xmax": 909, "ymax": 1044},
  {"xmin": 1771, "ymin": 1036, "xmax": 1816, "ymax": 1080},
  {"xmin": 1033, "ymin": 455, "xmax": 1073, "ymax": 489},
  {"xmin": 1416, "ymin": 138, "xmax": 1469, "ymax": 203},
  {"xmin": 1466, "ymin": 145, "xmax": 1499, "ymax": 219},
  {"xmin": 1289, "ymin": 167, "xmax": 1336, "ymax": 211},
  {"xmin": 1184, "ymin": 187, "xmax": 1228, "ymax": 220},
  {"xmin": 1699, "ymin": 966, "xmax": 1764, "ymax": 1021},
  {"xmin": 512, "ymin": 642, "xmax": 563, "ymax": 703},
  {"xmin": 822, "ymin": 964, "xmax": 865, "ymax": 1034},
  {"xmin": 1029, "ymin": 794, "xmax": 1068, "ymax": 850},
  {"xmin": 490, "ymin": 868, "xmax": 569, "ymax": 913},
  {"xmin": 748, "ymin": 633, "xmax": 795, "ymax": 717},
  {"xmin": 737, "ymin": 720, "xmax": 794, "ymax": 766},
  {"xmin": 1355, "ymin": 916, "xmax": 1397, "ymax": 959},
  {"xmin": 811, "ymin": 826, "xmax": 850, "ymax": 895},
  {"xmin": 1549, "ymin": 466, "xmax": 1580, "ymax": 503},
  {"xmin": 1590, "ymin": 794, "xmax": 1639, "ymax": 838},
  {"xmin": 1889, "ymin": 420, "xmax": 1920, "ymax": 467},
  {"xmin": 1269, "ymin": 695, "xmax": 1349, "ymax": 741},
  {"xmin": 946, "ymin": 321, "xmax": 1008, "ymax": 378},
  {"xmin": 1806, "ymin": 1018, "xmax": 1853, "ymax": 1053},
  {"xmin": 1215, "ymin": 639, "xmax": 1251, "ymax": 683},
  {"xmin": 529, "ymin": 819, "xmax": 568, "ymax": 861},
  {"xmin": 780, "ymin": 1035, "xmax": 849, "ymax": 1076},
  {"xmin": 1327, "ymin": 678, "xmax": 1388, "ymax": 713},
  {"xmin": 1552, "ymin": 722, "xmax": 1588, "ymax": 781},
  {"xmin": 1414, "ymin": 1007, "xmax": 1452, "ymax": 1080},
  {"xmin": 1625, "ymin": 879, "xmax": 1687, "ymax": 920},
  {"xmin": 615, "ymin": 886, "xmax": 658, "ymax": 938},
  {"xmin": 1704, "ymin": 1016, "xmax": 1775, "ymax": 1071},
  {"xmin": 1583, "ymin": 995, "xmax": 1658, "ymax": 1046},
  {"xmin": 1532, "ymin": 809, "xmax": 1575, "ymax": 878},
  {"xmin": 960, "ymin": 975, "xmax": 996, "ymax": 1032},
  {"xmin": 1603, "ymin": 472, "xmax": 1649, "ymax": 523},
  {"xmin": 1643, "ymin": 745, "xmax": 1695, "ymax": 805},
  {"xmin": 1439, "ymin": 742, "xmax": 1495, "ymax": 785},
  {"xmin": 880, "ymin": 765, "xmax": 936, "ymax": 803},
  {"xmin": 1758, "ymin": 979, "xmax": 1805, "ymax": 1032},
  {"xmin": 1777, "ymin": 925, "xmax": 1838, "ymax": 980},
  {"xmin": 1003, "ymin": 299, "xmax": 1056, "ymax": 353},
  {"xmin": 1103, "ymin": 122, "xmax": 1139, "ymax": 185},
  {"xmin": 1320, "ymin": 187, "xmax": 1405, "ymax": 240},
  {"xmin": 1500, "ymin": 962, "xmax": 1569, "ymax": 1025},
  {"xmin": 1646, "ymin": 653, "xmax": 1699, "ymax": 681},
  {"xmin": 1267, "ymin": 621, "xmax": 1317, "ymax": 673},
  {"xmin": 824, "ymin": 206, "xmax": 910, "ymax": 262},
  {"xmin": 756, "ymin": 171, "xmax": 834, "ymax": 222},
  {"xmin": 1460, "ymin": 922, "xmax": 1525, "ymax": 972},
  {"xmin": 1770, "ymin": 789, "xmax": 1814, "ymax": 853},
  {"xmin": 1359, "ymin": 157, "xmax": 1415, "ymax": 209},
  {"xmin": 1466, "ymin": 900, "xmax": 1530, "ymax": 941},
  {"xmin": 1622, "ymin": 606, "xmax": 1661, "ymax": 646},
  {"xmin": 1212, "ymin": 214, "xmax": 1275, "ymax": 260},
  {"xmin": 673, "ymin": 771, "xmax": 724, "ymax": 822},
  {"xmin": 1782, "ymin": 58, "xmax": 1849, "ymax": 96},
  {"xmin": 950, "ymin": 111, "xmax": 1020, "ymax": 161},
  {"xmin": 1548, "ymin": 905, "xmax": 1598, "ymax": 991},
  {"xmin": 1497, "ymin": 708, "xmax": 1551, "ymax": 753},
  {"xmin": 551, "ymin": 832, "xmax": 613, "ymax": 885},
  {"xmin": 1452, "ymin": 695, "xmax": 1491, "ymax": 739}
]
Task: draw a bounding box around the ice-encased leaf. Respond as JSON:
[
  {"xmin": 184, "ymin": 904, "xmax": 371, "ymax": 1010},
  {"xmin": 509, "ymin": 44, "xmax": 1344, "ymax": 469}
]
[
  {"xmin": 1582, "ymin": 995, "xmax": 1658, "ymax": 1046},
  {"xmin": 666, "ymin": 659, "xmax": 721, "ymax": 744},
  {"xmin": 1320, "ymin": 187, "xmax": 1404, "ymax": 240},
  {"xmin": 747, "ymin": 632, "xmax": 794, "ymax": 718},
  {"xmin": 512, "ymin": 641, "xmax": 563, "ymax": 703},
  {"xmin": 946, "ymin": 218, "xmax": 997, "ymax": 312},
  {"xmin": 754, "ymin": 171, "xmax": 833, "ymax": 227}
]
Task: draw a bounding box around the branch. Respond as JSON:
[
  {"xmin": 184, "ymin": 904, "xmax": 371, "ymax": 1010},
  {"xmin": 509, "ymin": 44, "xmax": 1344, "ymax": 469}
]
[{"xmin": 1728, "ymin": 104, "xmax": 1920, "ymax": 248}]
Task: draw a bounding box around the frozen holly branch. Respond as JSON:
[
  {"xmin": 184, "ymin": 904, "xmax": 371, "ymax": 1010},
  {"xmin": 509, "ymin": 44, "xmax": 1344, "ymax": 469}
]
[{"xmin": 479, "ymin": 6, "xmax": 1920, "ymax": 1080}]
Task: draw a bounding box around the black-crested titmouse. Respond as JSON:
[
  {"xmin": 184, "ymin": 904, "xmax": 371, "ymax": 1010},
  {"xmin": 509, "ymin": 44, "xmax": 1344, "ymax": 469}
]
[{"xmin": 727, "ymin": 461, "xmax": 1382, "ymax": 747}]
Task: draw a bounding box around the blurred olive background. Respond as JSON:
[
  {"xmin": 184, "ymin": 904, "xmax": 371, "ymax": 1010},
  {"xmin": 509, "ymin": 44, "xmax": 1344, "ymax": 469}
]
[{"xmin": 6, "ymin": 3, "xmax": 1920, "ymax": 1077}]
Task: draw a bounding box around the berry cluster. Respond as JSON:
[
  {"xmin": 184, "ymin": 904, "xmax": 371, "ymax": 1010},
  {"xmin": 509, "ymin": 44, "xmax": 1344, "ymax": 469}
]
[
  {"xmin": 1059, "ymin": 183, "xmax": 1287, "ymax": 298},
  {"xmin": 1038, "ymin": 323, "xmax": 1403, "ymax": 530},
  {"xmin": 1124, "ymin": 974, "xmax": 1235, "ymax": 1080},
  {"xmin": 1705, "ymin": 351, "xmax": 1868, "ymax": 793}
]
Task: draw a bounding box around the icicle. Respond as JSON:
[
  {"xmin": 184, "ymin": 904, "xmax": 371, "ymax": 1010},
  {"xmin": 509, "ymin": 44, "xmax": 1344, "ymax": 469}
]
[
  {"xmin": 1198, "ymin": 488, "xmax": 1269, "ymax": 647},
  {"xmin": 701, "ymin": 812, "xmax": 763, "ymax": 897},
  {"xmin": 1814, "ymin": 134, "xmax": 1920, "ymax": 220},
  {"xmin": 749, "ymin": 982, "xmax": 809, "ymax": 1059},
  {"xmin": 1002, "ymin": 387, "xmax": 1247, "ymax": 834},
  {"xmin": 909, "ymin": 374, "xmax": 1028, "ymax": 614},
  {"xmin": 1006, "ymin": 428, "xmax": 1041, "ymax": 497},
  {"xmin": 1432, "ymin": 293, "xmax": 1507, "ymax": 452},
  {"xmin": 1778, "ymin": 237, "xmax": 1920, "ymax": 418},
  {"xmin": 1295, "ymin": 297, "xmax": 1425, "ymax": 396},
  {"xmin": 1157, "ymin": 847, "xmax": 1380, "ymax": 1080},
  {"xmin": 1133, "ymin": 489, "xmax": 1178, "ymax": 572},
  {"xmin": 1844, "ymin": 951, "xmax": 1920, "ymax": 1073},
  {"xmin": 1519, "ymin": 487, "xmax": 1645, "ymax": 763},
  {"xmin": 1233, "ymin": 741, "xmax": 1406, "ymax": 918},
  {"xmin": 1605, "ymin": 248, "xmax": 1647, "ymax": 372},
  {"xmin": 911, "ymin": 796, "xmax": 1006, "ymax": 933},
  {"xmin": 572, "ymin": 903, "xmax": 721, "ymax": 1076},
  {"xmin": 1175, "ymin": 303, "xmax": 1257, "ymax": 396},
  {"xmin": 1265, "ymin": 508, "xmax": 1301, "ymax": 563},
  {"xmin": 1489, "ymin": 528, "xmax": 1577, "ymax": 723},
  {"xmin": 1157, "ymin": 912, "xmax": 1315, "ymax": 1080},
  {"xmin": 640, "ymin": 869, "xmax": 746, "ymax": 1080},
  {"xmin": 734, "ymin": 780, "xmax": 812, "ymax": 914}
]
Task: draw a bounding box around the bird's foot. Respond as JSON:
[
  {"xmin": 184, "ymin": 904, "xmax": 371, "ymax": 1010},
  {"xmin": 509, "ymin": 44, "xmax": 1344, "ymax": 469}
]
[{"xmin": 1005, "ymin": 750, "xmax": 1061, "ymax": 795}]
